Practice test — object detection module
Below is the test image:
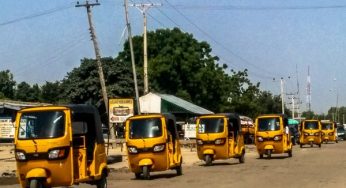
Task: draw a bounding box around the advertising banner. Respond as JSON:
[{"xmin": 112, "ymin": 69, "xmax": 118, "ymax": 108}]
[{"xmin": 109, "ymin": 98, "xmax": 134, "ymax": 123}]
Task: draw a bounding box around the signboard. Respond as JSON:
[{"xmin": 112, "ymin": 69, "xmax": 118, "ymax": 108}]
[
  {"xmin": 0, "ymin": 117, "xmax": 15, "ymax": 139},
  {"xmin": 183, "ymin": 123, "xmax": 197, "ymax": 139},
  {"xmin": 109, "ymin": 98, "xmax": 134, "ymax": 123}
]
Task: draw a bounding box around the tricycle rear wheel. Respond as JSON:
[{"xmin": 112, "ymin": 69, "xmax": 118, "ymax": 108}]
[
  {"xmin": 135, "ymin": 173, "xmax": 141, "ymax": 179},
  {"xmin": 239, "ymin": 150, "xmax": 245, "ymax": 163},
  {"xmin": 96, "ymin": 173, "xmax": 107, "ymax": 188}
]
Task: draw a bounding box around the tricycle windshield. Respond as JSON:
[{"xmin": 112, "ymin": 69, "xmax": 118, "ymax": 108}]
[
  {"xmin": 257, "ymin": 117, "xmax": 281, "ymax": 131},
  {"xmin": 321, "ymin": 123, "xmax": 332, "ymax": 130},
  {"xmin": 18, "ymin": 111, "xmax": 65, "ymax": 139},
  {"xmin": 198, "ymin": 118, "xmax": 224, "ymax": 133},
  {"xmin": 304, "ymin": 122, "xmax": 318, "ymax": 130},
  {"xmin": 129, "ymin": 118, "xmax": 162, "ymax": 139}
]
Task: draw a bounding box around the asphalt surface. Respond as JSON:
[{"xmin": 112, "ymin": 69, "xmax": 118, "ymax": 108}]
[{"xmin": 1, "ymin": 141, "xmax": 346, "ymax": 188}]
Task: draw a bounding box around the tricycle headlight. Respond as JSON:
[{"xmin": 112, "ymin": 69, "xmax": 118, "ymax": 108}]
[
  {"xmin": 48, "ymin": 148, "xmax": 67, "ymax": 160},
  {"xmin": 273, "ymin": 135, "xmax": 282, "ymax": 141},
  {"xmin": 15, "ymin": 151, "xmax": 26, "ymax": 161},
  {"xmin": 153, "ymin": 144, "xmax": 165, "ymax": 152},
  {"xmin": 314, "ymin": 132, "xmax": 320, "ymax": 136},
  {"xmin": 197, "ymin": 139, "xmax": 203, "ymax": 145},
  {"xmin": 304, "ymin": 132, "xmax": 309, "ymax": 136},
  {"xmin": 127, "ymin": 146, "xmax": 138, "ymax": 154},
  {"xmin": 214, "ymin": 138, "xmax": 226, "ymax": 145},
  {"xmin": 328, "ymin": 132, "xmax": 334, "ymax": 136},
  {"xmin": 257, "ymin": 136, "xmax": 264, "ymax": 142}
]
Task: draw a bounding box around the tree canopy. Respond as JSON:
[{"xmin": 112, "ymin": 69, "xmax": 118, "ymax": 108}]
[{"xmin": 1, "ymin": 28, "xmax": 290, "ymax": 119}]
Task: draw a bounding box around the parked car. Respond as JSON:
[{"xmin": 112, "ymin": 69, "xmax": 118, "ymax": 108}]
[{"xmin": 337, "ymin": 126, "xmax": 346, "ymax": 140}]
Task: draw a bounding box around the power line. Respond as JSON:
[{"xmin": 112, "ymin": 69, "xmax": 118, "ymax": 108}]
[
  {"xmin": 142, "ymin": 1, "xmax": 277, "ymax": 80},
  {"xmin": 163, "ymin": 0, "xmax": 284, "ymax": 79},
  {"xmin": 171, "ymin": 4, "xmax": 346, "ymax": 11},
  {"xmin": 0, "ymin": 3, "xmax": 74, "ymax": 27}
]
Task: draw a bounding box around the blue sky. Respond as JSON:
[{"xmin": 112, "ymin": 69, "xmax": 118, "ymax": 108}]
[{"xmin": 1, "ymin": 0, "xmax": 346, "ymax": 114}]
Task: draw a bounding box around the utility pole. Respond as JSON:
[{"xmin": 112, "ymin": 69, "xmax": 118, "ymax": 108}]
[
  {"xmin": 287, "ymin": 94, "xmax": 295, "ymax": 119},
  {"xmin": 130, "ymin": 3, "xmax": 161, "ymax": 95},
  {"xmin": 280, "ymin": 77, "xmax": 285, "ymax": 114},
  {"xmin": 76, "ymin": 1, "xmax": 112, "ymax": 136},
  {"xmin": 124, "ymin": 0, "xmax": 141, "ymax": 114},
  {"xmin": 306, "ymin": 66, "xmax": 312, "ymax": 112}
]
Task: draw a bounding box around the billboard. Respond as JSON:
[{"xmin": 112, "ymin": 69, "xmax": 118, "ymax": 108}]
[
  {"xmin": 0, "ymin": 117, "xmax": 15, "ymax": 139},
  {"xmin": 109, "ymin": 98, "xmax": 134, "ymax": 123}
]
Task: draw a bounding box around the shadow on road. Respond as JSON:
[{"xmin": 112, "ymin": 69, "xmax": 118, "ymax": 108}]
[{"xmin": 199, "ymin": 162, "xmax": 241, "ymax": 167}]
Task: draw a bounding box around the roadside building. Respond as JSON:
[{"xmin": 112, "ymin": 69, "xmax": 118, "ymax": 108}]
[
  {"xmin": 139, "ymin": 92, "xmax": 214, "ymax": 139},
  {"xmin": 0, "ymin": 100, "xmax": 50, "ymax": 142}
]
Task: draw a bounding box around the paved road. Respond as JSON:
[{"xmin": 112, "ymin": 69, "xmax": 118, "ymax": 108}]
[{"xmin": 2, "ymin": 141, "xmax": 346, "ymax": 188}]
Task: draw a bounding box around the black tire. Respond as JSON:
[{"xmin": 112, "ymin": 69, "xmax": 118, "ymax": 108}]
[
  {"xmin": 267, "ymin": 150, "xmax": 271, "ymax": 160},
  {"xmin": 176, "ymin": 157, "xmax": 183, "ymax": 175},
  {"xmin": 300, "ymin": 144, "xmax": 303, "ymax": 148},
  {"xmin": 135, "ymin": 173, "xmax": 141, "ymax": 179},
  {"xmin": 288, "ymin": 150, "xmax": 292, "ymax": 157},
  {"xmin": 336, "ymin": 139, "xmax": 338, "ymax": 143},
  {"xmin": 259, "ymin": 154, "xmax": 263, "ymax": 159},
  {"xmin": 310, "ymin": 142, "xmax": 313, "ymax": 148},
  {"xmin": 176, "ymin": 165, "xmax": 182, "ymax": 176},
  {"xmin": 96, "ymin": 173, "xmax": 107, "ymax": 188},
  {"xmin": 205, "ymin": 155, "xmax": 212, "ymax": 166},
  {"xmin": 142, "ymin": 166, "xmax": 150, "ymax": 180},
  {"xmin": 29, "ymin": 179, "xmax": 43, "ymax": 188},
  {"xmin": 318, "ymin": 144, "xmax": 321, "ymax": 148},
  {"xmin": 239, "ymin": 150, "xmax": 245, "ymax": 163}
]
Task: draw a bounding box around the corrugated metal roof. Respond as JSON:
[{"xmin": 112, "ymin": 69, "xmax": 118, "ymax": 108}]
[{"xmin": 156, "ymin": 93, "xmax": 213, "ymax": 115}]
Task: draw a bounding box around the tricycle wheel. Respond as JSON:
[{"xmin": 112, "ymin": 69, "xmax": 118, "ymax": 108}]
[
  {"xmin": 176, "ymin": 165, "xmax": 182, "ymax": 176},
  {"xmin": 318, "ymin": 144, "xmax": 321, "ymax": 148},
  {"xmin": 288, "ymin": 150, "xmax": 292, "ymax": 157},
  {"xmin": 239, "ymin": 150, "xmax": 245, "ymax": 163},
  {"xmin": 176, "ymin": 157, "xmax": 183, "ymax": 175},
  {"xmin": 267, "ymin": 150, "xmax": 272, "ymax": 160},
  {"xmin": 142, "ymin": 166, "xmax": 150, "ymax": 180},
  {"xmin": 336, "ymin": 139, "xmax": 338, "ymax": 143},
  {"xmin": 310, "ymin": 142, "xmax": 313, "ymax": 147},
  {"xmin": 259, "ymin": 154, "xmax": 263, "ymax": 159},
  {"xmin": 205, "ymin": 155, "xmax": 212, "ymax": 166},
  {"xmin": 29, "ymin": 179, "xmax": 44, "ymax": 188},
  {"xmin": 96, "ymin": 173, "xmax": 107, "ymax": 188},
  {"xmin": 135, "ymin": 173, "xmax": 141, "ymax": 179},
  {"xmin": 300, "ymin": 144, "xmax": 302, "ymax": 148}
]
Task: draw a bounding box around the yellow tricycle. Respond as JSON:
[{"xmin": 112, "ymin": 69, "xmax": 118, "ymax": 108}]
[
  {"xmin": 14, "ymin": 105, "xmax": 108, "ymax": 188},
  {"xmin": 320, "ymin": 120, "xmax": 338, "ymax": 144},
  {"xmin": 196, "ymin": 113, "xmax": 245, "ymax": 166},
  {"xmin": 125, "ymin": 114, "xmax": 182, "ymax": 180},
  {"xmin": 299, "ymin": 119, "xmax": 322, "ymax": 148},
  {"xmin": 254, "ymin": 114, "xmax": 293, "ymax": 159}
]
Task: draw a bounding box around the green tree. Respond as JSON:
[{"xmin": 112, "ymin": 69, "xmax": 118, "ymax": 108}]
[
  {"xmin": 0, "ymin": 70, "xmax": 16, "ymax": 99},
  {"xmin": 41, "ymin": 81, "xmax": 62, "ymax": 103},
  {"xmin": 116, "ymin": 28, "xmax": 246, "ymax": 112},
  {"xmin": 302, "ymin": 111, "xmax": 315, "ymax": 119},
  {"xmin": 61, "ymin": 57, "xmax": 134, "ymax": 105},
  {"xmin": 15, "ymin": 82, "xmax": 32, "ymax": 101}
]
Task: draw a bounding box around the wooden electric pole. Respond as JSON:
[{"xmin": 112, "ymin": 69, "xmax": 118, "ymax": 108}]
[
  {"xmin": 129, "ymin": 3, "xmax": 161, "ymax": 95},
  {"xmin": 76, "ymin": 1, "xmax": 108, "ymax": 111},
  {"xmin": 124, "ymin": 0, "xmax": 141, "ymax": 114},
  {"xmin": 76, "ymin": 1, "xmax": 112, "ymax": 137}
]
